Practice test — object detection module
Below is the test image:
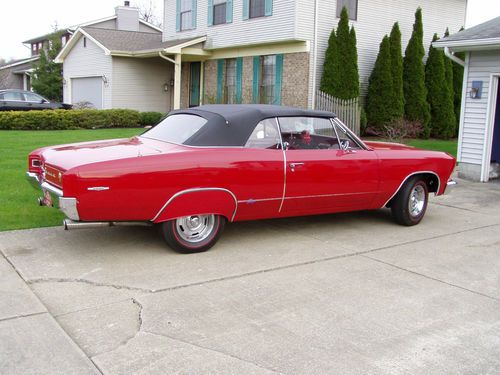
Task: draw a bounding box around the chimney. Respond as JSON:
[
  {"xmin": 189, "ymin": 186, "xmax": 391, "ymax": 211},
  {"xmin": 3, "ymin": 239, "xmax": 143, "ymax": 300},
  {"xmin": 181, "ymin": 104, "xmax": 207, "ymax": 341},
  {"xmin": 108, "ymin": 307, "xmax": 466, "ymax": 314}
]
[{"xmin": 115, "ymin": 2, "xmax": 139, "ymax": 31}]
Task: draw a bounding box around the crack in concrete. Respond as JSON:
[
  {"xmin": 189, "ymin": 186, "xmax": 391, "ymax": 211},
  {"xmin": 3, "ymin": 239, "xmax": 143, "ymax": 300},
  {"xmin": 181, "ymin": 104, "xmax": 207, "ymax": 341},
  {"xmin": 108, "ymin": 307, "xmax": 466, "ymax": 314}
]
[
  {"xmin": 0, "ymin": 311, "xmax": 47, "ymax": 323},
  {"xmin": 142, "ymin": 330, "xmax": 283, "ymax": 374},
  {"xmin": 362, "ymin": 255, "xmax": 500, "ymax": 303},
  {"xmin": 24, "ymin": 223, "xmax": 500, "ymax": 299},
  {"xmin": 432, "ymin": 202, "xmax": 483, "ymax": 213},
  {"xmin": 27, "ymin": 278, "xmax": 154, "ymax": 293}
]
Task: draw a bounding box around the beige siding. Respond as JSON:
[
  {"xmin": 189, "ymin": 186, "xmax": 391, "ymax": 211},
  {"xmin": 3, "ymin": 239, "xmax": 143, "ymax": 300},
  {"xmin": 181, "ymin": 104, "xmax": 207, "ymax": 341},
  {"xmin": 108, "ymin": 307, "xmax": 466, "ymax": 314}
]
[
  {"xmin": 112, "ymin": 57, "xmax": 173, "ymax": 112},
  {"xmin": 63, "ymin": 35, "xmax": 113, "ymax": 108},
  {"xmin": 163, "ymin": 0, "xmax": 296, "ymax": 49},
  {"xmin": 138, "ymin": 22, "xmax": 160, "ymax": 33},
  {"xmin": 90, "ymin": 19, "xmax": 117, "ymax": 29},
  {"xmin": 460, "ymin": 50, "xmax": 500, "ymax": 165}
]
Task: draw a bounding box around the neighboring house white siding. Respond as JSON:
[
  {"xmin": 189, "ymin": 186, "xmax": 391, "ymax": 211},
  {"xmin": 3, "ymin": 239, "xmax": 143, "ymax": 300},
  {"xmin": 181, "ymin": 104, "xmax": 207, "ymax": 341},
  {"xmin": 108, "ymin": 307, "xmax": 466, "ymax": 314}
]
[
  {"xmin": 313, "ymin": 0, "xmax": 467, "ymax": 98},
  {"xmin": 460, "ymin": 50, "xmax": 500, "ymax": 165},
  {"xmin": 62, "ymin": 35, "xmax": 113, "ymax": 108},
  {"xmin": 112, "ymin": 57, "xmax": 173, "ymax": 112},
  {"xmin": 163, "ymin": 0, "xmax": 296, "ymax": 49}
]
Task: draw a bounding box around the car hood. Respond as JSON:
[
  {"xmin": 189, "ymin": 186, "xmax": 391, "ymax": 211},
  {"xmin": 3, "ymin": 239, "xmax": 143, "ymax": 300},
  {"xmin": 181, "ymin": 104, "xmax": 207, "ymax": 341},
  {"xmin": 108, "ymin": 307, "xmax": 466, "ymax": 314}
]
[
  {"xmin": 363, "ymin": 141, "xmax": 417, "ymax": 151},
  {"xmin": 40, "ymin": 136, "xmax": 184, "ymax": 171}
]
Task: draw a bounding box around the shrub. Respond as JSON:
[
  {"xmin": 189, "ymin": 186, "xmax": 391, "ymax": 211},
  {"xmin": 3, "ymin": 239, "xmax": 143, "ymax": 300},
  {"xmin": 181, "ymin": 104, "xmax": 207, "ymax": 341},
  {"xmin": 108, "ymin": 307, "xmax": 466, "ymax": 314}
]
[
  {"xmin": 403, "ymin": 8, "xmax": 431, "ymax": 138},
  {"xmin": 366, "ymin": 119, "xmax": 423, "ymax": 141},
  {"xmin": 0, "ymin": 109, "xmax": 145, "ymax": 130},
  {"xmin": 389, "ymin": 22, "xmax": 405, "ymax": 119},
  {"xmin": 140, "ymin": 111, "xmax": 165, "ymax": 126}
]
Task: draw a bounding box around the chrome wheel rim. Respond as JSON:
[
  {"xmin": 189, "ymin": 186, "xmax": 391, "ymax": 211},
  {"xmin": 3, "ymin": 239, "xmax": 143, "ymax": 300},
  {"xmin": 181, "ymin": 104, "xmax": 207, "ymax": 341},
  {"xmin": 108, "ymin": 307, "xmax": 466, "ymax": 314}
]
[
  {"xmin": 175, "ymin": 215, "xmax": 215, "ymax": 243},
  {"xmin": 408, "ymin": 185, "xmax": 426, "ymax": 217}
]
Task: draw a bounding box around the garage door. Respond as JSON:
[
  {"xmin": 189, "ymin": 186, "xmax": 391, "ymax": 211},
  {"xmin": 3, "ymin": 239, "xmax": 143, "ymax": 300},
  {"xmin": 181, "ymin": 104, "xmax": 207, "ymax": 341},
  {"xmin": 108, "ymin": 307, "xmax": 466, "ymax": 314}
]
[{"xmin": 72, "ymin": 77, "xmax": 103, "ymax": 109}]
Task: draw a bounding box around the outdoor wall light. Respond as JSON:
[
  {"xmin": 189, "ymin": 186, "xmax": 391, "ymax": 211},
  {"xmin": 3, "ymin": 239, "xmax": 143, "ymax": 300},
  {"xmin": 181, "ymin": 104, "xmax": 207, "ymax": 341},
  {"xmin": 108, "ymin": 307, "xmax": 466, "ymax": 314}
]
[
  {"xmin": 102, "ymin": 75, "xmax": 109, "ymax": 87},
  {"xmin": 163, "ymin": 83, "xmax": 169, "ymax": 92},
  {"xmin": 170, "ymin": 79, "xmax": 175, "ymax": 86},
  {"xmin": 62, "ymin": 78, "xmax": 67, "ymax": 86},
  {"xmin": 470, "ymin": 81, "xmax": 483, "ymax": 99}
]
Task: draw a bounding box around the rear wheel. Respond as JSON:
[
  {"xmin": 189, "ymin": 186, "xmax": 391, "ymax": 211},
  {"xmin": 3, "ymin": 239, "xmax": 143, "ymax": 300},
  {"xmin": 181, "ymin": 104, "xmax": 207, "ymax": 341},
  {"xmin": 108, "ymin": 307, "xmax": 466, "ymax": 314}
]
[
  {"xmin": 160, "ymin": 214, "xmax": 225, "ymax": 253},
  {"xmin": 391, "ymin": 177, "xmax": 429, "ymax": 226}
]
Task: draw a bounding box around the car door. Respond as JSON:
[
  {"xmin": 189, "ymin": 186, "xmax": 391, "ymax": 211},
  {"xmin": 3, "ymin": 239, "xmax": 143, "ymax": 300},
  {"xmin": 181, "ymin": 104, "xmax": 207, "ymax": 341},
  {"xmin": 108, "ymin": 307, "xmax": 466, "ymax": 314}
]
[
  {"xmin": 24, "ymin": 92, "xmax": 49, "ymax": 110},
  {"xmin": 278, "ymin": 116, "xmax": 380, "ymax": 216}
]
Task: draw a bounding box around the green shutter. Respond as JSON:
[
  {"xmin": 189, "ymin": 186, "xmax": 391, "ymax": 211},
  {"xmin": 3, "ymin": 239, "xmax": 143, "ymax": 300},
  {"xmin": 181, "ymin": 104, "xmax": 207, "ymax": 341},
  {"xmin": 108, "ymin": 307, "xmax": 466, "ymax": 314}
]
[
  {"xmin": 192, "ymin": 0, "xmax": 197, "ymax": 28},
  {"xmin": 236, "ymin": 57, "xmax": 243, "ymax": 104},
  {"xmin": 252, "ymin": 56, "xmax": 260, "ymax": 103},
  {"xmin": 242, "ymin": 0, "xmax": 249, "ymax": 19},
  {"xmin": 208, "ymin": 0, "xmax": 213, "ymax": 25},
  {"xmin": 226, "ymin": 0, "xmax": 233, "ymax": 23},
  {"xmin": 216, "ymin": 59, "xmax": 224, "ymax": 103},
  {"xmin": 176, "ymin": 0, "xmax": 181, "ymax": 31},
  {"xmin": 274, "ymin": 54, "xmax": 283, "ymax": 105},
  {"xmin": 264, "ymin": 0, "xmax": 273, "ymax": 16}
]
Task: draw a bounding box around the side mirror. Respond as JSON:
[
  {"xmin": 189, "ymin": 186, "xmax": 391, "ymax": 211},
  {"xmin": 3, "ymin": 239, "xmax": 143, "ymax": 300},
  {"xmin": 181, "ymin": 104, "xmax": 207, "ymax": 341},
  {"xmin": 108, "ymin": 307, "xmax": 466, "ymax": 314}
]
[
  {"xmin": 40, "ymin": 99, "xmax": 48, "ymax": 103},
  {"xmin": 282, "ymin": 141, "xmax": 290, "ymax": 150},
  {"xmin": 340, "ymin": 140, "xmax": 350, "ymax": 150}
]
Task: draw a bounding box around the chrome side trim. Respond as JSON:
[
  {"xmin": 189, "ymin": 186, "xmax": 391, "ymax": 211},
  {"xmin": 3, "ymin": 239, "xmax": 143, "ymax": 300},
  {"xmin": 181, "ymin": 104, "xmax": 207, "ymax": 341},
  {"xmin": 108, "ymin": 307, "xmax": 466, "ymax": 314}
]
[
  {"xmin": 238, "ymin": 197, "xmax": 283, "ymax": 204},
  {"xmin": 152, "ymin": 188, "xmax": 239, "ymax": 222},
  {"xmin": 276, "ymin": 117, "xmax": 287, "ymax": 213},
  {"xmin": 41, "ymin": 181, "xmax": 63, "ymax": 197},
  {"xmin": 87, "ymin": 186, "xmax": 110, "ymax": 191},
  {"xmin": 381, "ymin": 171, "xmax": 441, "ymax": 208}
]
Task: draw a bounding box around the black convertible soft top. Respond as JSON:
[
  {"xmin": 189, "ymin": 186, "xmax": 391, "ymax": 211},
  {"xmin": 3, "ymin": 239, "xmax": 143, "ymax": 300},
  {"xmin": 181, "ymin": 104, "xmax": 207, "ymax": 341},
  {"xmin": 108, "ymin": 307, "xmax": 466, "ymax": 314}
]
[{"xmin": 169, "ymin": 104, "xmax": 337, "ymax": 147}]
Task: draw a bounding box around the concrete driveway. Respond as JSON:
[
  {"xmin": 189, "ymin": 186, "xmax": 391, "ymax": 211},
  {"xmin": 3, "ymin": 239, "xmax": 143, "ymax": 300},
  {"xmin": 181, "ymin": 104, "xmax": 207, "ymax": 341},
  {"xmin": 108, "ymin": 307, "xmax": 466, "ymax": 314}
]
[{"xmin": 1, "ymin": 178, "xmax": 500, "ymax": 374}]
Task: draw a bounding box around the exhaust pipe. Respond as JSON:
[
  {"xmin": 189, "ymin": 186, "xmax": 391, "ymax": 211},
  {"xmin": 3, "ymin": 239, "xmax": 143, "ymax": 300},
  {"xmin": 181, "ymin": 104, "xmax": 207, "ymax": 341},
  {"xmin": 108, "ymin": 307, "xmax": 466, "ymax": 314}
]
[{"xmin": 63, "ymin": 219, "xmax": 151, "ymax": 230}]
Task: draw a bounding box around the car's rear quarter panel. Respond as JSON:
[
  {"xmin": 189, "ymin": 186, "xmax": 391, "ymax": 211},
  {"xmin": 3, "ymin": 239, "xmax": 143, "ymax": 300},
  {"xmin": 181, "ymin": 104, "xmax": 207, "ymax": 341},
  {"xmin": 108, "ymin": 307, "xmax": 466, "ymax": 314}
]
[{"xmin": 68, "ymin": 147, "xmax": 284, "ymax": 222}]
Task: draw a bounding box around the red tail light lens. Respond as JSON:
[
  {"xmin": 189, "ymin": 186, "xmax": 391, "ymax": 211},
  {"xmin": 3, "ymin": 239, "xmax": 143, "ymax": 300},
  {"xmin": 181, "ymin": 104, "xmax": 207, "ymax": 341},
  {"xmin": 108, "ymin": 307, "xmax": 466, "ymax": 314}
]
[{"xmin": 29, "ymin": 156, "xmax": 42, "ymax": 174}]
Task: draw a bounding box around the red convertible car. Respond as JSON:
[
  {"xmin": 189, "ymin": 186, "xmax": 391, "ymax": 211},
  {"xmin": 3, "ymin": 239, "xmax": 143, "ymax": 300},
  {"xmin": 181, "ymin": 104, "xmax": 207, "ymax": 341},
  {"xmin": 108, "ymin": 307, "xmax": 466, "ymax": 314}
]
[{"xmin": 27, "ymin": 105, "xmax": 456, "ymax": 253}]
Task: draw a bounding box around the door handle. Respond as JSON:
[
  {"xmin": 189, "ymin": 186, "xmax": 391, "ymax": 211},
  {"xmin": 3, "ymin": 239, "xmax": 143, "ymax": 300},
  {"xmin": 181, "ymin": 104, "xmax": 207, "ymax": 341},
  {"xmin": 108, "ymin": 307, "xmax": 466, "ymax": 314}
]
[{"xmin": 289, "ymin": 162, "xmax": 305, "ymax": 171}]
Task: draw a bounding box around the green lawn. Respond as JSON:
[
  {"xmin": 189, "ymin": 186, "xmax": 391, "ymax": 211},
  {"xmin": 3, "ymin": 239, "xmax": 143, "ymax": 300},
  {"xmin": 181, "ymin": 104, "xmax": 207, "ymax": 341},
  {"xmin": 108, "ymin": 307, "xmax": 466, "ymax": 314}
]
[
  {"xmin": 0, "ymin": 129, "xmax": 458, "ymax": 232},
  {"xmin": 0, "ymin": 129, "xmax": 143, "ymax": 232},
  {"xmin": 364, "ymin": 137, "xmax": 458, "ymax": 158}
]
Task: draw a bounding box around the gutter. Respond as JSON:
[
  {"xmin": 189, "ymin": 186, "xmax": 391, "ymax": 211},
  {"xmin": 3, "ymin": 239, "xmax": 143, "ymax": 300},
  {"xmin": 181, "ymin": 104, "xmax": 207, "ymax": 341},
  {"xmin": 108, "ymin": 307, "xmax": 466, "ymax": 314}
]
[
  {"xmin": 444, "ymin": 46, "xmax": 465, "ymax": 66},
  {"xmin": 311, "ymin": 0, "xmax": 319, "ymax": 109}
]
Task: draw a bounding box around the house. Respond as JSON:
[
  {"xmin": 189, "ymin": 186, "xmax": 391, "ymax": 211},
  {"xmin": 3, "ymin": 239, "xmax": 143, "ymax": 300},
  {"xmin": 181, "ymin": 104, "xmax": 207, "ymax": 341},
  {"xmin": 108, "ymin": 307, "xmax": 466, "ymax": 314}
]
[
  {"xmin": 434, "ymin": 16, "xmax": 500, "ymax": 182},
  {"xmin": 56, "ymin": 0, "xmax": 466, "ymax": 112},
  {"xmin": 0, "ymin": 2, "xmax": 160, "ymax": 94}
]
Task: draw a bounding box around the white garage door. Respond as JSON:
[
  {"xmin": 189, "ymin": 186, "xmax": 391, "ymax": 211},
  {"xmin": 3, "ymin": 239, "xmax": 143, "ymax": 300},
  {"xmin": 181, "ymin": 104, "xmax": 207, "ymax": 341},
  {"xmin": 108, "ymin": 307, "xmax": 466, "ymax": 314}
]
[{"xmin": 72, "ymin": 77, "xmax": 103, "ymax": 109}]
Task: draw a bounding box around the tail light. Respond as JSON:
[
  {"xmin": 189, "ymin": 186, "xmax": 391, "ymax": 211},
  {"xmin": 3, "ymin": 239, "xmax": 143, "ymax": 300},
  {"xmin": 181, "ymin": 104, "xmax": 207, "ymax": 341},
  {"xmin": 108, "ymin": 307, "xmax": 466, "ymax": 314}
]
[{"xmin": 29, "ymin": 155, "xmax": 42, "ymax": 174}]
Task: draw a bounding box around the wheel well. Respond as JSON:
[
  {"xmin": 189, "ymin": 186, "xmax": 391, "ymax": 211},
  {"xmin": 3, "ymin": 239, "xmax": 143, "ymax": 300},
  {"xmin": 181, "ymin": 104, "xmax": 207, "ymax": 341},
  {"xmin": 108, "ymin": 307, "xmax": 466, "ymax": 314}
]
[{"xmin": 385, "ymin": 172, "xmax": 439, "ymax": 208}]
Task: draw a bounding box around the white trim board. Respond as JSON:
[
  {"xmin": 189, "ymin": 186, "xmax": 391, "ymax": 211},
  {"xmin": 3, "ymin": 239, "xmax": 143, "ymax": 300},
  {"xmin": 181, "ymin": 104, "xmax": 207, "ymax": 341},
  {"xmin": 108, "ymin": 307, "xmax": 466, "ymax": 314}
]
[{"xmin": 481, "ymin": 73, "xmax": 500, "ymax": 182}]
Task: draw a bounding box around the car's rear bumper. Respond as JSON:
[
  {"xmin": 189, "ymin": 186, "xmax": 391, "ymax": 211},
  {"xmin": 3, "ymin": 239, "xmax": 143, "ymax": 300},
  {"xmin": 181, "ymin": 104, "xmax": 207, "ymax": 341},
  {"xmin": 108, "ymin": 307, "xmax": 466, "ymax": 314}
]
[
  {"xmin": 26, "ymin": 172, "xmax": 79, "ymax": 220},
  {"xmin": 445, "ymin": 179, "xmax": 457, "ymax": 193}
]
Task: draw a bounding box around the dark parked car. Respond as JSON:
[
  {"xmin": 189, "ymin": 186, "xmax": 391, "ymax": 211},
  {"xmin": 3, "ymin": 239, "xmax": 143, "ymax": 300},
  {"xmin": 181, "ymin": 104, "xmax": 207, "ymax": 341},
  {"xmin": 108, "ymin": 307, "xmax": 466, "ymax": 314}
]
[{"xmin": 0, "ymin": 90, "xmax": 72, "ymax": 111}]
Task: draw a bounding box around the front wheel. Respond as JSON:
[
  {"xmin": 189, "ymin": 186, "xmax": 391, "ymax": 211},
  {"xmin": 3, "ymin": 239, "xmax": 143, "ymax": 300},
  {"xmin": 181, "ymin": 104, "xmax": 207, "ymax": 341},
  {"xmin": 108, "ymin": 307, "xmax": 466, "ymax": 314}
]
[
  {"xmin": 391, "ymin": 177, "xmax": 429, "ymax": 226},
  {"xmin": 160, "ymin": 214, "xmax": 226, "ymax": 253}
]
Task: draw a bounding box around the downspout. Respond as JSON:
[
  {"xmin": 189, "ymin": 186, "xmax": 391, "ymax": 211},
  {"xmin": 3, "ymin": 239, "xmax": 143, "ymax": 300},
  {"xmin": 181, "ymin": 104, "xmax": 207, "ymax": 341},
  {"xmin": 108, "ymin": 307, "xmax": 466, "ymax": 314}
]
[
  {"xmin": 444, "ymin": 46, "xmax": 465, "ymax": 67},
  {"xmin": 311, "ymin": 0, "xmax": 319, "ymax": 109}
]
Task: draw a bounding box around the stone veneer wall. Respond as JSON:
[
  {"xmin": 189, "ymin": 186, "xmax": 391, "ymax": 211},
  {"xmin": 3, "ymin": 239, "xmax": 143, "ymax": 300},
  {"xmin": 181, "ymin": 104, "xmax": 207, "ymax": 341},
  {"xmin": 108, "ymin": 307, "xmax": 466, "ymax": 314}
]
[
  {"xmin": 200, "ymin": 52, "xmax": 310, "ymax": 108},
  {"xmin": 282, "ymin": 52, "xmax": 310, "ymax": 109}
]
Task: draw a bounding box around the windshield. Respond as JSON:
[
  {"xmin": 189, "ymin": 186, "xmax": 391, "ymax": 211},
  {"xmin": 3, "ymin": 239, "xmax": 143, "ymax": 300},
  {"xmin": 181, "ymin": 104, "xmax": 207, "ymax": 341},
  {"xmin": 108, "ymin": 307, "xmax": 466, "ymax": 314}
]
[{"xmin": 142, "ymin": 114, "xmax": 208, "ymax": 144}]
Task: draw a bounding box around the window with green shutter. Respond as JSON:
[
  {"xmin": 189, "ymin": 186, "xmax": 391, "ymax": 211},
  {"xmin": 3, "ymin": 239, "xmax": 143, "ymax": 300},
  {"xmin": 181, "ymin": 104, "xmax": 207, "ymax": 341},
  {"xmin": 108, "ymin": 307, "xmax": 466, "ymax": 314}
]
[
  {"xmin": 256, "ymin": 54, "xmax": 282, "ymax": 105},
  {"xmin": 243, "ymin": 0, "xmax": 272, "ymax": 20},
  {"xmin": 178, "ymin": 0, "xmax": 197, "ymax": 31}
]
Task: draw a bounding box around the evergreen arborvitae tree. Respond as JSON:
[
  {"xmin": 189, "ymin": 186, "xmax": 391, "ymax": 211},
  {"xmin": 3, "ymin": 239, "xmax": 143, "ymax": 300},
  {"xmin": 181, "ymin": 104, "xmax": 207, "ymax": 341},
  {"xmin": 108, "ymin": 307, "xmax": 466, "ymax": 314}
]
[
  {"xmin": 389, "ymin": 22, "xmax": 404, "ymax": 119},
  {"xmin": 366, "ymin": 36, "xmax": 395, "ymax": 126},
  {"xmin": 452, "ymin": 27, "xmax": 465, "ymax": 131},
  {"xmin": 425, "ymin": 34, "xmax": 456, "ymax": 139},
  {"xmin": 403, "ymin": 7, "xmax": 431, "ymax": 137},
  {"xmin": 31, "ymin": 32, "xmax": 63, "ymax": 101},
  {"xmin": 331, "ymin": 7, "xmax": 359, "ymax": 99},
  {"xmin": 320, "ymin": 29, "xmax": 337, "ymax": 96},
  {"xmin": 443, "ymin": 28, "xmax": 458, "ymax": 135}
]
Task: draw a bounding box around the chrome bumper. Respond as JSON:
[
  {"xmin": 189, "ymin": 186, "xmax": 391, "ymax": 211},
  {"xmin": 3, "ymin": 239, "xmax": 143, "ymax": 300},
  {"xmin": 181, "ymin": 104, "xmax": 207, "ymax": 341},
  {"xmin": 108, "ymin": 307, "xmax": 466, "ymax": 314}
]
[
  {"xmin": 26, "ymin": 172, "xmax": 79, "ymax": 220},
  {"xmin": 446, "ymin": 179, "xmax": 457, "ymax": 193}
]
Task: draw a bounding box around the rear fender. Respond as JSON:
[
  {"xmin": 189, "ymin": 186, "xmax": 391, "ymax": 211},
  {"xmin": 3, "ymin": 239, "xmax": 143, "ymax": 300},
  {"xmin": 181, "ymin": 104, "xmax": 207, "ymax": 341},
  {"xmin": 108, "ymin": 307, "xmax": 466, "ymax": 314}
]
[{"xmin": 152, "ymin": 188, "xmax": 238, "ymax": 223}]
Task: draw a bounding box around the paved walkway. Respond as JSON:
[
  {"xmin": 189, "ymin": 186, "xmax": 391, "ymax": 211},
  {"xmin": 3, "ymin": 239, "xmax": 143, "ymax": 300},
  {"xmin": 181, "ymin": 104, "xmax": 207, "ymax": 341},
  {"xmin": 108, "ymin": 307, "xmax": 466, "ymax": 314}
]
[{"xmin": 1, "ymin": 178, "xmax": 500, "ymax": 374}]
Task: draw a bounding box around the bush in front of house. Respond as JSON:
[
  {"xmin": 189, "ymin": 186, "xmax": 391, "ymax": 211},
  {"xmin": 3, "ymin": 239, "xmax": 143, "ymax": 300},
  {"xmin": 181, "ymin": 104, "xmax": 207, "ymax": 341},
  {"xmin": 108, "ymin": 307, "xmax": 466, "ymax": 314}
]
[
  {"xmin": 0, "ymin": 109, "xmax": 166, "ymax": 130},
  {"xmin": 140, "ymin": 111, "xmax": 165, "ymax": 126}
]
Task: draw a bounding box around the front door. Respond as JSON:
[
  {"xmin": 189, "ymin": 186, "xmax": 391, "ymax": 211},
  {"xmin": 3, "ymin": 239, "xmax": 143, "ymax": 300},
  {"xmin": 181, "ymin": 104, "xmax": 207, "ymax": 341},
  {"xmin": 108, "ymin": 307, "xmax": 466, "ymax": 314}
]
[
  {"xmin": 189, "ymin": 62, "xmax": 201, "ymax": 107},
  {"xmin": 278, "ymin": 116, "xmax": 380, "ymax": 216}
]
